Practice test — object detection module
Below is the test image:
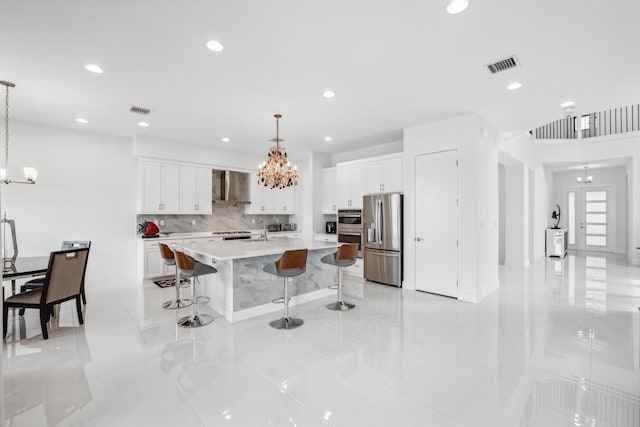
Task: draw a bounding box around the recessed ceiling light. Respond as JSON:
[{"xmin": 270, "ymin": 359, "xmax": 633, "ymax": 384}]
[
  {"xmin": 206, "ymin": 40, "xmax": 224, "ymax": 52},
  {"xmin": 75, "ymin": 118, "xmax": 88, "ymax": 124},
  {"xmin": 85, "ymin": 64, "xmax": 103, "ymax": 74},
  {"xmin": 221, "ymin": 137, "xmax": 230, "ymax": 143},
  {"xmin": 324, "ymin": 136, "xmax": 333, "ymax": 142},
  {"xmin": 507, "ymin": 82, "xmax": 522, "ymax": 90},
  {"xmin": 560, "ymin": 101, "xmax": 575, "ymax": 108},
  {"xmin": 323, "ymin": 90, "xmax": 336, "ymax": 98},
  {"xmin": 138, "ymin": 122, "xmax": 149, "ymax": 127},
  {"xmin": 446, "ymin": 0, "xmax": 469, "ymax": 14}
]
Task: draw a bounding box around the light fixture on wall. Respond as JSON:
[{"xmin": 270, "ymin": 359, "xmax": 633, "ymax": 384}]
[
  {"xmin": 0, "ymin": 81, "xmax": 38, "ymax": 185},
  {"xmin": 257, "ymin": 114, "xmax": 298, "ymax": 189},
  {"xmin": 576, "ymin": 164, "xmax": 592, "ymax": 184}
]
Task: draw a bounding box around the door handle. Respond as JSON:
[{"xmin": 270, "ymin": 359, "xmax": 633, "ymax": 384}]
[{"xmin": 415, "ymin": 237, "xmax": 423, "ymax": 242}]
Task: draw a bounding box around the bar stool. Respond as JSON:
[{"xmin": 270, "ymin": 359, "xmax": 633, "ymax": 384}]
[
  {"xmin": 263, "ymin": 249, "xmax": 308, "ymax": 330},
  {"xmin": 174, "ymin": 250, "xmax": 216, "ymax": 328},
  {"xmin": 159, "ymin": 243, "xmax": 192, "ymax": 309},
  {"xmin": 321, "ymin": 243, "xmax": 359, "ymax": 311}
]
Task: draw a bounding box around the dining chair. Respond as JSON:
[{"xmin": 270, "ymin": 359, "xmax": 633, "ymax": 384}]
[
  {"xmin": 19, "ymin": 241, "xmax": 91, "ymax": 307},
  {"xmin": 4, "ymin": 247, "xmax": 90, "ymax": 340}
]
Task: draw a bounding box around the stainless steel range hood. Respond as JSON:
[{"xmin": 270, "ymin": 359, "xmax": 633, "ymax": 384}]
[{"xmin": 212, "ymin": 169, "xmax": 251, "ymax": 205}]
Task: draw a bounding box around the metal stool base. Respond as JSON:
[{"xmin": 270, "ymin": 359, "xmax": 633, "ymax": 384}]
[
  {"xmin": 196, "ymin": 296, "xmax": 210, "ymax": 304},
  {"xmin": 269, "ymin": 316, "xmax": 304, "ymax": 330},
  {"xmin": 162, "ymin": 298, "xmax": 193, "ymax": 310},
  {"xmin": 326, "ymin": 301, "xmax": 355, "ymax": 311},
  {"xmin": 177, "ymin": 313, "xmax": 214, "ymax": 328}
]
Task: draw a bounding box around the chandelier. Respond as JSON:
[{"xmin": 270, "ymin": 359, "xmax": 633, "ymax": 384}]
[
  {"xmin": 576, "ymin": 164, "xmax": 592, "ymax": 184},
  {"xmin": 0, "ymin": 81, "xmax": 38, "ymax": 185},
  {"xmin": 257, "ymin": 114, "xmax": 298, "ymax": 189}
]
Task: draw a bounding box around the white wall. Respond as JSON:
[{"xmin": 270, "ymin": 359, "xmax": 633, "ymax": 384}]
[
  {"xmin": 3, "ymin": 120, "xmax": 137, "ymax": 284},
  {"xmin": 403, "ymin": 114, "xmax": 499, "ymax": 303},
  {"xmin": 498, "ymin": 164, "xmax": 505, "ymax": 264},
  {"xmin": 133, "ymin": 135, "xmax": 264, "ymax": 172},
  {"xmin": 330, "ymin": 140, "xmax": 403, "ymax": 165},
  {"xmin": 504, "ymin": 165, "xmax": 529, "ymax": 266},
  {"xmin": 552, "ymin": 166, "xmax": 628, "ymax": 254}
]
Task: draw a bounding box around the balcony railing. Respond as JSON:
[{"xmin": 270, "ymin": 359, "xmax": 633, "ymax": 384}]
[{"xmin": 532, "ymin": 104, "xmax": 640, "ymax": 141}]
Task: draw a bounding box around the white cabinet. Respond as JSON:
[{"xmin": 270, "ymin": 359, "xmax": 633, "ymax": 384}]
[
  {"xmin": 140, "ymin": 161, "xmax": 179, "ymax": 213},
  {"xmin": 180, "ymin": 166, "xmax": 212, "ymax": 214},
  {"xmin": 336, "ymin": 164, "xmax": 366, "ymax": 209},
  {"xmin": 139, "ymin": 160, "xmax": 212, "ymax": 214},
  {"xmin": 274, "ymin": 186, "xmax": 296, "ymax": 213},
  {"xmin": 142, "ymin": 236, "xmax": 223, "ymax": 279},
  {"xmin": 364, "ymin": 157, "xmax": 402, "ymax": 193},
  {"xmin": 143, "ymin": 239, "xmax": 183, "ymax": 278},
  {"xmin": 314, "ymin": 233, "xmax": 338, "ymax": 243},
  {"xmin": 246, "ymin": 183, "xmax": 295, "ymax": 214},
  {"xmin": 322, "ymin": 167, "xmax": 337, "ymax": 214}
]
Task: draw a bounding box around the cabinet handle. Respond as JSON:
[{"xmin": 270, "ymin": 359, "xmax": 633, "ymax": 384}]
[
  {"xmin": 159, "ymin": 203, "xmax": 164, "ymax": 210},
  {"xmin": 195, "ymin": 204, "xmax": 199, "ymax": 211},
  {"xmin": 283, "ymin": 206, "xmax": 286, "ymax": 211},
  {"xmin": 332, "ymin": 205, "xmax": 336, "ymax": 210}
]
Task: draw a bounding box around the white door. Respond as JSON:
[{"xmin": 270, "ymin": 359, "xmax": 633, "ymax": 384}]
[
  {"xmin": 365, "ymin": 161, "xmax": 382, "ymax": 193},
  {"xmin": 382, "ymin": 157, "xmax": 403, "ymax": 192},
  {"xmin": 140, "ymin": 161, "xmax": 162, "ymax": 212},
  {"xmin": 565, "ymin": 186, "xmax": 616, "ymax": 253},
  {"xmin": 195, "ymin": 167, "xmax": 212, "ymax": 213},
  {"xmin": 414, "ymin": 150, "xmax": 459, "ymax": 297}
]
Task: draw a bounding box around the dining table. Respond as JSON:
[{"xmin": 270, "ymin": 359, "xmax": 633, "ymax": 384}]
[{"xmin": 2, "ymin": 256, "xmax": 49, "ymax": 296}]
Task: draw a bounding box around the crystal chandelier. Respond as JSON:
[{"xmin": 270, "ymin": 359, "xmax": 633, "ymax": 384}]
[
  {"xmin": 257, "ymin": 114, "xmax": 298, "ymax": 189},
  {"xmin": 0, "ymin": 81, "xmax": 38, "ymax": 184}
]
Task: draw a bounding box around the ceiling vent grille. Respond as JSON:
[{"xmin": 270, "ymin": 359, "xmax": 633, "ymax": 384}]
[
  {"xmin": 130, "ymin": 105, "xmax": 151, "ymax": 115},
  {"xmin": 485, "ymin": 56, "xmax": 519, "ymax": 74}
]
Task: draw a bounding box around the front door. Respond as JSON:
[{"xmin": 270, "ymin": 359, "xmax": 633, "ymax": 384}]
[
  {"xmin": 414, "ymin": 150, "xmax": 459, "ymax": 297},
  {"xmin": 565, "ymin": 186, "xmax": 616, "ymax": 253}
]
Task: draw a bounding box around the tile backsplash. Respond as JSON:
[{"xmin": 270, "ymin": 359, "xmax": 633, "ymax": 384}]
[{"xmin": 136, "ymin": 205, "xmax": 291, "ymax": 233}]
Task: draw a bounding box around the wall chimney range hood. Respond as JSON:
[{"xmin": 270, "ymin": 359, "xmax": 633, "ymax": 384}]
[{"xmin": 212, "ymin": 169, "xmax": 251, "ymax": 205}]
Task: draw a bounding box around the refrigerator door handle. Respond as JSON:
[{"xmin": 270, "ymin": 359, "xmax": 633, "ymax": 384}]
[{"xmin": 376, "ymin": 198, "xmax": 383, "ymax": 244}]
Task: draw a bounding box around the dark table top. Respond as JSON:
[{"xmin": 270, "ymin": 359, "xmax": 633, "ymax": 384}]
[{"xmin": 2, "ymin": 256, "xmax": 49, "ymax": 279}]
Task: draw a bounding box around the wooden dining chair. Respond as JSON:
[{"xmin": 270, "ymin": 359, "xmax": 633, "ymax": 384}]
[
  {"xmin": 19, "ymin": 240, "xmax": 91, "ymax": 306},
  {"xmin": 4, "ymin": 247, "xmax": 90, "ymax": 340}
]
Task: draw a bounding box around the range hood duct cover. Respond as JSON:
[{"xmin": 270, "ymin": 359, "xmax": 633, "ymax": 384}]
[{"xmin": 212, "ymin": 169, "xmax": 251, "ymax": 205}]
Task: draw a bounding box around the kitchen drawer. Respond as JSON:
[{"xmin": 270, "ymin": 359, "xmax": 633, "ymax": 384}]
[{"xmin": 314, "ymin": 233, "xmax": 338, "ymax": 243}]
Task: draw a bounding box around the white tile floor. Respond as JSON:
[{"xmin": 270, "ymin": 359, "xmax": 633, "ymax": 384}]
[{"xmin": 2, "ymin": 252, "xmax": 640, "ymax": 426}]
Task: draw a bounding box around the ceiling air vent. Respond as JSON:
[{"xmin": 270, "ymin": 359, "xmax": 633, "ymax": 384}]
[
  {"xmin": 485, "ymin": 55, "xmax": 519, "ymax": 74},
  {"xmin": 130, "ymin": 105, "xmax": 151, "ymax": 115}
]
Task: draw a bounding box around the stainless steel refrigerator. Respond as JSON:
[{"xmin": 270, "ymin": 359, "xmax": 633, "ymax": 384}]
[{"xmin": 363, "ymin": 193, "xmax": 403, "ymax": 287}]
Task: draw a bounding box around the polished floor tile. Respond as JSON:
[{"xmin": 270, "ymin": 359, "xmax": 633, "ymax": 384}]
[{"xmin": 3, "ymin": 251, "xmax": 639, "ymax": 426}]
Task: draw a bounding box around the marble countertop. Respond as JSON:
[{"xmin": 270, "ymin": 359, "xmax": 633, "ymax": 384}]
[{"xmin": 175, "ymin": 238, "xmax": 338, "ymax": 261}]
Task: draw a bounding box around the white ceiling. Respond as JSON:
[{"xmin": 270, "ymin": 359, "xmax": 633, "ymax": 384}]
[
  {"xmin": 1, "ymin": 0, "xmax": 639, "ymax": 156},
  {"xmin": 544, "ymin": 157, "xmax": 631, "ymax": 172}
]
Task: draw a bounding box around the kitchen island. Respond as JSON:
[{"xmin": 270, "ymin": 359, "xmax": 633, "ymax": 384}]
[{"xmin": 175, "ymin": 238, "xmax": 340, "ymax": 322}]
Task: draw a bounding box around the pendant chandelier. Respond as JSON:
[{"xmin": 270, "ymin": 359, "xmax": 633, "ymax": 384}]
[
  {"xmin": 576, "ymin": 164, "xmax": 592, "ymax": 184},
  {"xmin": 0, "ymin": 81, "xmax": 38, "ymax": 185},
  {"xmin": 257, "ymin": 114, "xmax": 298, "ymax": 189}
]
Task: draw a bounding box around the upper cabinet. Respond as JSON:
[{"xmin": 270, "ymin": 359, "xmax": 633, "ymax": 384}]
[
  {"xmin": 322, "ymin": 167, "xmax": 337, "ymax": 214},
  {"xmin": 336, "ymin": 163, "xmax": 366, "ymax": 209},
  {"xmin": 365, "ymin": 156, "xmax": 402, "ymax": 193},
  {"xmin": 180, "ymin": 166, "xmax": 213, "ymax": 214},
  {"xmin": 333, "ymin": 154, "xmax": 403, "ymax": 210},
  {"xmin": 139, "ymin": 160, "xmax": 212, "ymax": 214},
  {"xmin": 245, "ymin": 182, "xmax": 296, "ymax": 214}
]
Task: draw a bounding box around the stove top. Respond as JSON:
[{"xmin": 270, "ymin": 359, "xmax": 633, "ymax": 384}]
[{"xmin": 211, "ymin": 230, "xmax": 252, "ymax": 236}]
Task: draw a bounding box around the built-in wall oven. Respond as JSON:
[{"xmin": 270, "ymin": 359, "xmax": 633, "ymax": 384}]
[{"xmin": 337, "ymin": 209, "xmax": 363, "ymax": 257}]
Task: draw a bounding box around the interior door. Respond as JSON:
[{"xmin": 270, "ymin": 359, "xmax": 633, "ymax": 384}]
[
  {"xmin": 565, "ymin": 186, "xmax": 616, "ymax": 253},
  {"xmin": 414, "ymin": 150, "xmax": 459, "ymax": 298}
]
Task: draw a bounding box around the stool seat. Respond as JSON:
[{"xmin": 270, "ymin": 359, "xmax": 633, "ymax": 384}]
[
  {"xmin": 320, "ymin": 253, "xmax": 356, "ymax": 268},
  {"xmin": 265, "ymin": 249, "xmax": 307, "ymax": 330},
  {"xmin": 321, "ymin": 243, "xmax": 358, "ymax": 311}
]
